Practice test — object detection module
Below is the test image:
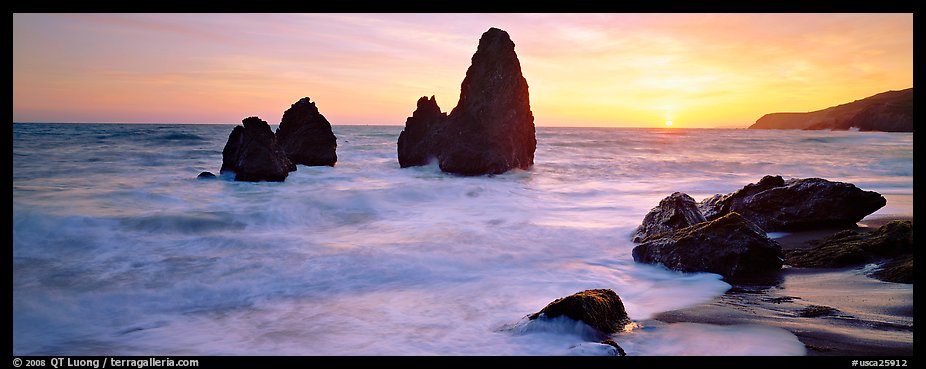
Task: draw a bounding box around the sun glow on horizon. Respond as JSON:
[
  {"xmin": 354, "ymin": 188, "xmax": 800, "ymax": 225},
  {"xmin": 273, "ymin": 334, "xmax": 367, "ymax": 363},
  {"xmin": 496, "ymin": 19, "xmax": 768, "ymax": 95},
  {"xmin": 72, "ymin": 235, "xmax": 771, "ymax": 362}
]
[{"xmin": 13, "ymin": 13, "xmax": 912, "ymax": 128}]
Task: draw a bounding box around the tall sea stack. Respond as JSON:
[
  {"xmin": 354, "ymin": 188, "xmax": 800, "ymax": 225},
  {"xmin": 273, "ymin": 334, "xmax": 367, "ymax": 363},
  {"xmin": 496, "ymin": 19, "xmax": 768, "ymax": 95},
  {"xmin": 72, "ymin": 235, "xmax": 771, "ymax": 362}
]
[{"xmin": 397, "ymin": 27, "xmax": 536, "ymax": 176}]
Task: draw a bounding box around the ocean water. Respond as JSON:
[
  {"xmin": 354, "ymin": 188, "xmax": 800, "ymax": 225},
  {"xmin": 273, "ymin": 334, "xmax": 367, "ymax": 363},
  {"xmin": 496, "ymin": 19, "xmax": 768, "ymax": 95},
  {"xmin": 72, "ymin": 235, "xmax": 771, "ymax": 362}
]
[{"xmin": 12, "ymin": 123, "xmax": 913, "ymax": 356}]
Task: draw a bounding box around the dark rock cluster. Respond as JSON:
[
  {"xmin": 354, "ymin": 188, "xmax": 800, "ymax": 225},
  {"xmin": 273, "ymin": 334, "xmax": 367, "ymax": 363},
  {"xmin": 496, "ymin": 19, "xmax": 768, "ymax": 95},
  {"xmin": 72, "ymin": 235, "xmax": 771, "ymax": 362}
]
[
  {"xmin": 698, "ymin": 175, "xmax": 886, "ymax": 231},
  {"xmin": 397, "ymin": 27, "xmax": 536, "ymax": 176},
  {"xmin": 210, "ymin": 27, "xmax": 536, "ymax": 180},
  {"xmin": 212, "ymin": 97, "xmax": 337, "ymax": 182},
  {"xmin": 631, "ymin": 176, "xmax": 887, "ymax": 280}
]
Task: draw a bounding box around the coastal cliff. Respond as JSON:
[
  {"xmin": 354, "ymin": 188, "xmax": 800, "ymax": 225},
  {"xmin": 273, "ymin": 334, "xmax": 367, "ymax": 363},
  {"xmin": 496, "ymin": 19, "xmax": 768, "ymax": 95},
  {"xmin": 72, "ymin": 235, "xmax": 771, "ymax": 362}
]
[{"xmin": 749, "ymin": 88, "xmax": 912, "ymax": 132}]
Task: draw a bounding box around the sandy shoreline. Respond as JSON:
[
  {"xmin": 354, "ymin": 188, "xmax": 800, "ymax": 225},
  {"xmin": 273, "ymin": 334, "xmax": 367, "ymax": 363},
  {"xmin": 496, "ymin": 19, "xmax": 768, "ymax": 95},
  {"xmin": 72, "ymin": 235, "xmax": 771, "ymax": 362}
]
[{"xmin": 650, "ymin": 215, "xmax": 914, "ymax": 356}]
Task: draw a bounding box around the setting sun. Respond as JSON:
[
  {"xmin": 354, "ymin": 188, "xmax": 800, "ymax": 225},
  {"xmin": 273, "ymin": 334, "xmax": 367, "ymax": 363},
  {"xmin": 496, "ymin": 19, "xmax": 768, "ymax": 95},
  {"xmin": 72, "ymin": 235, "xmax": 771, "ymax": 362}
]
[
  {"xmin": 12, "ymin": 13, "xmax": 913, "ymax": 128},
  {"xmin": 12, "ymin": 12, "xmax": 914, "ymax": 358}
]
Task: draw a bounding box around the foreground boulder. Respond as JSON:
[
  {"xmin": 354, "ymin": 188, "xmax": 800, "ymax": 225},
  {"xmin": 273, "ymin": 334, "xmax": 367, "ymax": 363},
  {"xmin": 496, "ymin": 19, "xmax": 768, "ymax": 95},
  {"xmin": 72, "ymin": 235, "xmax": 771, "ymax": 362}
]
[
  {"xmin": 698, "ymin": 176, "xmax": 886, "ymax": 231},
  {"xmin": 785, "ymin": 220, "xmax": 913, "ymax": 283},
  {"xmin": 397, "ymin": 27, "xmax": 536, "ymax": 175},
  {"xmin": 220, "ymin": 117, "xmax": 296, "ymax": 182},
  {"xmin": 529, "ymin": 289, "xmax": 631, "ymax": 334},
  {"xmin": 633, "ymin": 212, "xmax": 784, "ymax": 279},
  {"xmin": 632, "ymin": 192, "xmax": 707, "ymax": 242},
  {"xmin": 275, "ymin": 97, "xmax": 338, "ymax": 167}
]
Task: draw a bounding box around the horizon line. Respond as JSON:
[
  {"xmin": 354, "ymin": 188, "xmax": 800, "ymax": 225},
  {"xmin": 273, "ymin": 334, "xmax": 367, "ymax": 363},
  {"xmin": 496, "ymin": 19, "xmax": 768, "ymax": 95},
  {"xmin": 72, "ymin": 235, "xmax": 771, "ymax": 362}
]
[{"xmin": 11, "ymin": 121, "xmax": 751, "ymax": 129}]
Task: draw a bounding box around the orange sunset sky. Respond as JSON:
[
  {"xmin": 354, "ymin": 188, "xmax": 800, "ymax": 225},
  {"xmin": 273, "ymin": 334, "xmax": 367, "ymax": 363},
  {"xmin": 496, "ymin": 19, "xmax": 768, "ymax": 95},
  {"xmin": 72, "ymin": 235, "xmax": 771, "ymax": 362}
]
[{"xmin": 13, "ymin": 13, "xmax": 912, "ymax": 128}]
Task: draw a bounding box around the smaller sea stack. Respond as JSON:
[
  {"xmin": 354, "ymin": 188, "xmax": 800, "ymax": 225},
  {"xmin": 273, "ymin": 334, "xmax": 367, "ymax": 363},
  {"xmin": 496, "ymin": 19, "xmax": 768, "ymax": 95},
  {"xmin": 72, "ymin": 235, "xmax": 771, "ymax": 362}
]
[
  {"xmin": 276, "ymin": 97, "xmax": 338, "ymax": 167},
  {"xmin": 220, "ymin": 116, "xmax": 296, "ymax": 182}
]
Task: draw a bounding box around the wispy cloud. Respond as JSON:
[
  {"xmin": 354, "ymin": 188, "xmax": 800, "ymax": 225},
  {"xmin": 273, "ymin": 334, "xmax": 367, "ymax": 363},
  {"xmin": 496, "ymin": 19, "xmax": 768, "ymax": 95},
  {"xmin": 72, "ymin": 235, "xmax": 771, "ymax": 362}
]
[{"xmin": 13, "ymin": 13, "xmax": 912, "ymax": 127}]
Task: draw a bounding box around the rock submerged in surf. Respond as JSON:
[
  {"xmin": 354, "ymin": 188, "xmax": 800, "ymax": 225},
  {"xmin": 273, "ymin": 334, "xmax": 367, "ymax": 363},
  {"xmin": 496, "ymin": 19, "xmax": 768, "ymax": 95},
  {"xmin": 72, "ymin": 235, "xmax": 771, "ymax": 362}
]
[
  {"xmin": 275, "ymin": 97, "xmax": 338, "ymax": 167},
  {"xmin": 697, "ymin": 175, "xmax": 886, "ymax": 231},
  {"xmin": 197, "ymin": 171, "xmax": 217, "ymax": 179},
  {"xmin": 784, "ymin": 220, "xmax": 913, "ymax": 283},
  {"xmin": 220, "ymin": 116, "xmax": 296, "ymax": 182},
  {"xmin": 632, "ymin": 212, "xmax": 784, "ymax": 279},
  {"xmin": 632, "ymin": 192, "xmax": 707, "ymax": 242},
  {"xmin": 529, "ymin": 289, "xmax": 631, "ymax": 334},
  {"xmin": 629, "ymin": 175, "xmax": 886, "ymax": 279},
  {"xmin": 397, "ymin": 95, "xmax": 446, "ymax": 168},
  {"xmin": 568, "ymin": 340, "xmax": 627, "ymax": 356},
  {"xmin": 211, "ymin": 97, "xmax": 338, "ymax": 182},
  {"xmin": 397, "ymin": 27, "xmax": 536, "ymax": 176}
]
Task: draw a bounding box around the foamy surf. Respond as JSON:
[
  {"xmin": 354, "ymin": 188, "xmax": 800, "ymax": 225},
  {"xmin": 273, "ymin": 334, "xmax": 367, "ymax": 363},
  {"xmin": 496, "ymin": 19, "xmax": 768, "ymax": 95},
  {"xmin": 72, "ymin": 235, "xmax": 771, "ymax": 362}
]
[{"xmin": 13, "ymin": 123, "xmax": 912, "ymax": 355}]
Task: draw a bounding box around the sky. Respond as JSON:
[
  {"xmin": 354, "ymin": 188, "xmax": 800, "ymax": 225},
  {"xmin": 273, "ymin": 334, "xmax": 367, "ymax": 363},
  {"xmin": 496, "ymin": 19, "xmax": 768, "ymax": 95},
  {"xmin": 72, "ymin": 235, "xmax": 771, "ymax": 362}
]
[{"xmin": 12, "ymin": 13, "xmax": 913, "ymax": 128}]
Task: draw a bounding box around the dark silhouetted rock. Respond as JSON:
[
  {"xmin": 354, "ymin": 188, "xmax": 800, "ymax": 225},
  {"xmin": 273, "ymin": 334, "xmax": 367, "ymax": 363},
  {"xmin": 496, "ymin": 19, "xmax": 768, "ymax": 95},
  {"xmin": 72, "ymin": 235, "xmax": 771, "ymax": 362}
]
[
  {"xmin": 529, "ymin": 289, "xmax": 631, "ymax": 334},
  {"xmin": 197, "ymin": 171, "xmax": 216, "ymax": 179},
  {"xmin": 633, "ymin": 212, "xmax": 784, "ymax": 279},
  {"xmin": 784, "ymin": 220, "xmax": 913, "ymax": 284},
  {"xmin": 698, "ymin": 176, "xmax": 886, "ymax": 231},
  {"xmin": 633, "ymin": 192, "xmax": 707, "ymax": 242},
  {"xmin": 749, "ymin": 88, "xmax": 912, "ymax": 132},
  {"xmin": 220, "ymin": 117, "xmax": 295, "ymax": 182},
  {"xmin": 397, "ymin": 27, "xmax": 536, "ymax": 176},
  {"xmin": 397, "ymin": 96, "xmax": 446, "ymax": 167},
  {"xmin": 275, "ymin": 97, "xmax": 337, "ymax": 167}
]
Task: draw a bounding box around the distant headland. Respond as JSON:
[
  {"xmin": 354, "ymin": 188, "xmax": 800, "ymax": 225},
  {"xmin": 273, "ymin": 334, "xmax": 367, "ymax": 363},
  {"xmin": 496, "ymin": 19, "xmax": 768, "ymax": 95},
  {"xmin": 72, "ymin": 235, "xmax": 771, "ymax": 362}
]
[{"xmin": 749, "ymin": 88, "xmax": 912, "ymax": 132}]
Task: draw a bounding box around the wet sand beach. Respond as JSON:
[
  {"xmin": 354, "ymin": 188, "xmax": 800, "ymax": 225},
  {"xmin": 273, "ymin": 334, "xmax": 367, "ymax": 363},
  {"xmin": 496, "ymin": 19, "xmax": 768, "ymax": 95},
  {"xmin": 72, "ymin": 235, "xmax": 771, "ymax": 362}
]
[{"xmin": 651, "ymin": 216, "xmax": 914, "ymax": 356}]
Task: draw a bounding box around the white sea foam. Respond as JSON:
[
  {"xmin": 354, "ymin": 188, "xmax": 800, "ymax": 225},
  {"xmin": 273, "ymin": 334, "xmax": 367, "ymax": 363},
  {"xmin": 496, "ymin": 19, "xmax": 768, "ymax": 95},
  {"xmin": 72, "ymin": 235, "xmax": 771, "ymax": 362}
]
[
  {"xmin": 12, "ymin": 124, "xmax": 913, "ymax": 355},
  {"xmin": 766, "ymin": 232, "xmax": 790, "ymax": 239},
  {"xmin": 619, "ymin": 322, "xmax": 807, "ymax": 356}
]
